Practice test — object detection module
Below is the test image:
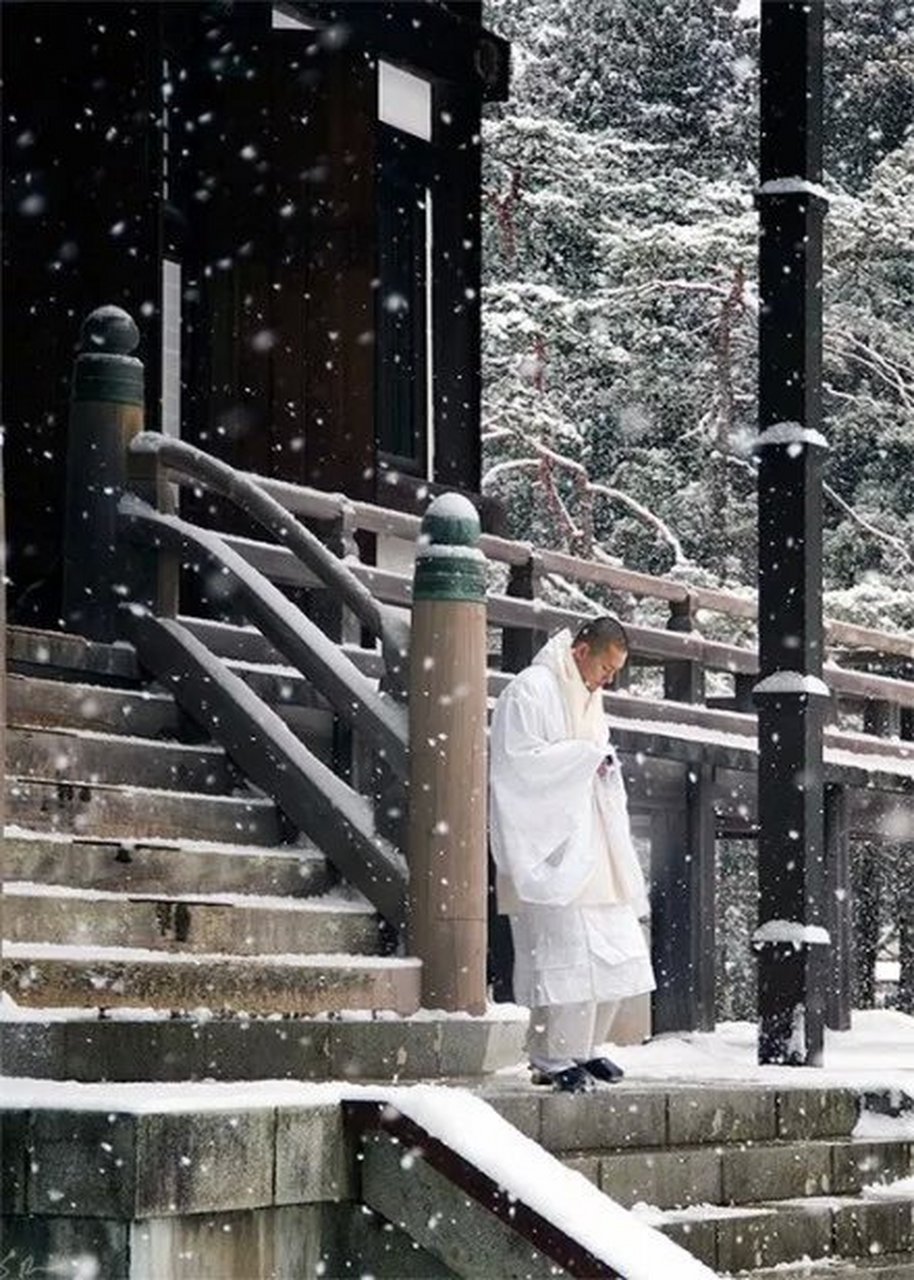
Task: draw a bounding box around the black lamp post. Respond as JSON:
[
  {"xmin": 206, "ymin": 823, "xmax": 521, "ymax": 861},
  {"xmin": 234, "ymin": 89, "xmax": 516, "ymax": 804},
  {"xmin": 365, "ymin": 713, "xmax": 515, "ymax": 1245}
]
[{"xmin": 754, "ymin": 0, "xmax": 830, "ymax": 1066}]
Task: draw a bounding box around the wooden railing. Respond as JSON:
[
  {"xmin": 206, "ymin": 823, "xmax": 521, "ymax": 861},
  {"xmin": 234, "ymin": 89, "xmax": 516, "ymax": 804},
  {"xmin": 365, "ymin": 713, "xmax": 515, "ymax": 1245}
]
[
  {"xmin": 186, "ymin": 470, "xmax": 914, "ymax": 755},
  {"xmin": 116, "ymin": 439, "xmax": 411, "ymax": 930}
]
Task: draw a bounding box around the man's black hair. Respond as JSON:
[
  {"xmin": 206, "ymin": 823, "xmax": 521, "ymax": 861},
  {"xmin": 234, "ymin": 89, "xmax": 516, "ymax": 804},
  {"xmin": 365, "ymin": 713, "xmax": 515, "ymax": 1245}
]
[{"xmin": 572, "ymin": 615, "xmax": 628, "ymax": 653}]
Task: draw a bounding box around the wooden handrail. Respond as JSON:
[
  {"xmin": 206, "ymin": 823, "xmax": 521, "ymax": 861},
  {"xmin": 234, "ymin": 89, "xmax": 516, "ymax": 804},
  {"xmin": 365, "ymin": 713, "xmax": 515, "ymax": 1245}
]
[
  {"xmin": 342, "ymin": 1101, "xmax": 622, "ymax": 1278},
  {"xmin": 119, "ymin": 496, "xmax": 409, "ymax": 779},
  {"xmin": 234, "ymin": 475, "xmax": 912, "ymax": 659},
  {"xmin": 130, "ymin": 433, "xmax": 411, "ymax": 692},
  {"xmin": 211, "ymin": 533, "xmax": 914, "ymax": 711}
]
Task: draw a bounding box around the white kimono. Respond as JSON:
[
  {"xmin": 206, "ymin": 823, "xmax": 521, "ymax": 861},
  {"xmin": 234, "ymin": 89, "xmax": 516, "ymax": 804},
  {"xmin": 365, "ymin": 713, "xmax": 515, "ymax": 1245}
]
[{"xmin": 490, "ymin": 630, "xmax": 656, "ymax": 1008}]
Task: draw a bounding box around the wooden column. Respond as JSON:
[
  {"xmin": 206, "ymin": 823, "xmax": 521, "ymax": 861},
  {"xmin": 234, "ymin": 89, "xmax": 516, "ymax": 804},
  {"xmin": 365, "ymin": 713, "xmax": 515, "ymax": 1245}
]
[
  {"xmin": 651, "ymin": 761, "xmax": 716, "ymax": 1033},
  {"xmin": 824, "ymin": 783, "xmax": 852, "ymax": 1031},
  {"xmin": 852, "ymin": 841, "xmax": 881, "ymax": 1009},
  {"xmin": 753, "ymin": 0, "xmax": 829, "ymax": 1066},
  {"xmin": 408, "ymin": 494, "xmax": 488, "ymax": 1012},
  {"xmin": 62, "ymin": 307, "xmax": 145, "ymax": 642}
]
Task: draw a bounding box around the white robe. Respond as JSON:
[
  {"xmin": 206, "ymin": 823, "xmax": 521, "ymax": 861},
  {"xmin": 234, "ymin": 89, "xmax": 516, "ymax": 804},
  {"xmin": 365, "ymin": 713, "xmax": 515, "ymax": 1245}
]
[{"xmin": 490, "ymin": 631, "xmax": 656, "ymax": 1008}]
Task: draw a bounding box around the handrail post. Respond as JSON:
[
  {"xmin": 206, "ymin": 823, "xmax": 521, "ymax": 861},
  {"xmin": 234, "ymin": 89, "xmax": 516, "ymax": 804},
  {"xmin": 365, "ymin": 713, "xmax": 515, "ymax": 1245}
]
[
  {"xmin": 664, "ymin": 593, "xmax": 704, "ymax": 704},
  {"xmin": 62, "ymin": 307, "xmax": 145, "ymax": 640},
  {"xmin": 501, "ymin": 550, "xmax": 547, "ymax": 674},
  {"xmin": 407, "ymin": 494, "xmax": 488, "ymax": 1013}
]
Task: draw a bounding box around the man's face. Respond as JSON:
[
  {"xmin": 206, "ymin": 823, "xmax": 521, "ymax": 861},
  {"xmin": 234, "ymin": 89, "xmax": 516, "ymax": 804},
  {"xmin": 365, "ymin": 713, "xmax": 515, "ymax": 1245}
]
[{"xmin": 572, "ymin": 640, "xmax": 628, "ymax": 693}]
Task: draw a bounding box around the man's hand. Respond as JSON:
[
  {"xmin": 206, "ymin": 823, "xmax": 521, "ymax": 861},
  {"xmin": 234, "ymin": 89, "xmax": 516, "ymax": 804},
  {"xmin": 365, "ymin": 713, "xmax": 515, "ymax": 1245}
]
[{"xmin": 597, "ymin": 751, "xmax": 616, "ymax": 780}]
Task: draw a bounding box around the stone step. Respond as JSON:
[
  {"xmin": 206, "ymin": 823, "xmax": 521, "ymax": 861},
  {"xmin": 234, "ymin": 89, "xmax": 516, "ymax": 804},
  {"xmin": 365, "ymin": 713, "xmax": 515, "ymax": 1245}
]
[
  {"xmin": 746, "ymin": 1254, "xmax": 914, "ymax": 1279},
  {"xmin": 0, "ymin": 1009, "xmax": 527, "ymax": 1082},
  {"xmin": 6, "ymin": 776, "xmax": 282, "ymax": 845},
  {"xmin": 7, "ymin": 726, "xmax": 234, "ymax": 794},
  {"xmin": 481, "ymin": 1083, "xmax": 862, "ymax": 1154},
  {"xmin": 3, "ymin": 883, "xmax": 380, "ymax": 957},
  {"xmin": 3, "ymin": 829, "xmax": 332, "ymax": 898},
  {"xmin": 7, "ymin": 671, "xmax": 187, "ymax": 738},
  {"xmin": 560, "ymin": 1135, "xmax": 912, "ymax": 1209},
  {"xmin": 7, "ymin": 626, "xmax": 140, "ymax": 685},
  {"xmin": 644, "ymin": 1193, "xmax": 914, "ymax": 1274},
  {"xmin": 3, "ymin": 943, "xmax": 421, "ymax": 1016}
]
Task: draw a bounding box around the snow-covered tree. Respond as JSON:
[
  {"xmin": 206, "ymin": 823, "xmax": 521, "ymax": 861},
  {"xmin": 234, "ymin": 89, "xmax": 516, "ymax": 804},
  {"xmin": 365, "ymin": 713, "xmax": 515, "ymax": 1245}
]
[{"xmin": 482, "ymin": 0, "xmax": 914, "ymax": 627}]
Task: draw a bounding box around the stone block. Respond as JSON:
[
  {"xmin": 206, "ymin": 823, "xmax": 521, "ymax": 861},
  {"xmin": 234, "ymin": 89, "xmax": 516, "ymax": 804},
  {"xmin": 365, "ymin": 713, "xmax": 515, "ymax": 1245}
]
[
  {"xmin": 833, "ymin": 1197, "xmax": 914, "ymax": 1260},
  {"xmin": 130, "ymin": 1204, "xmax": 328, "ymax": 1280},
  {"xmin": 135, "ymin": 1109, "xmax": 275, "ymax": 1216},
  {"xmin": 778, "ymin": 1088, "xmax": 859, "ymax": 1139},
  {"xmin": 438, "ymin": 1016, "xmax": 526, "ymax": 1078},
  {"xmin": 325, "ymin": 1202, "xmax": 458, "ymax": 1278},
  {"xmin": 481, "ymin": 1090, "xmax": 542, "ymax": 1141},
  {"xmin": 831, "ymin": 1141, "xmax": 912, "ymax": 1195},
  {"xmin": 329, "ymin": 1018, "xmax": 440, "ymax": 1081},
  {"xmin": 64, "ymin": 1019, "xmax": 205, "ymax": 1083},
  {"xmin": 667, "ymin": 1086, "xmax": 777, "ymax": 1146},
  {"xmin": 2, "ymin": 1111, "xmax": 30, "ymax": 1213},
  {"xmin": 715, "ymin": 1203, "xmax": 832, "ymax": 1273},
  {"xmin": 274, "ymin": 1105, "xmax": 354, "ymax": 1205},
  {"xmin": 562, "ymin": 1153, "xmax": 601, "ymax": 1186},
  {"xmin": 28, "ymin": 1110, "xmax": 136, "ymax": 1218},
  {"xmin": 0, "ymin": 1021, "xmax": 62, "ymax": 1078},
  {"xmin": 202, "ymin": 1019, "xmax": 331, "ymax": 1081},
  {"xmin": 0, "ymin": 1214, "xmax": 128, "ymax": 1278},
  {"xmin": 721, "ymin": 1141, "xmax": 832, "ymax": 1204},
  {"xmin": 657, "ymin": 1217, "xmax": 717, "ymax": 1270},
  {"xmin": 541, "ymin": 1089, "xmax": 667, "ymax": 1153},
  {"xmin": 601, "ymin": 1146, "xmax": 722, "ymax": 1210},
  {"xmin": 361, "ymin": 1131, "xmax": 568, "ymax": 1278}
]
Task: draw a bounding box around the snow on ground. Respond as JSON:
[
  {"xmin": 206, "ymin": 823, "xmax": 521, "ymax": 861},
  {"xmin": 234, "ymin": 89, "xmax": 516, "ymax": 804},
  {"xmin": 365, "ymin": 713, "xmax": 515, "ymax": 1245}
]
[{"xmin": 578, "ymin": 1009, "xmax": 914, "ymax": 1096}]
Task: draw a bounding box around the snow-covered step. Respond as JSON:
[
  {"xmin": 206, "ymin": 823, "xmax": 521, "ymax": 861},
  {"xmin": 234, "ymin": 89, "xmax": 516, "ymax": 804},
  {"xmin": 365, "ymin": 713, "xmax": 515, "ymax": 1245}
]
[
  {"xmin": 3, "ymin": 883, "xmax": 380, "ymax": 957},
  {"xmin": 3, "ymin": 943, "xmax": 421, "ymax": 1016},
  {"xmin": 7, "ymin": 625, "xmax": 140, "ymax": 683},
  {"xmin": 7, "ymin": 726, "xmax": 234, "ymax": 793},
  {"xmin": 2, "ymin": 828, "xmax": 332, "ymax": 898},
  {"xmin": 642, "ymin": 1192, "xmax": 914, "ymax": 1274},
  {"xmin": 506, "ymin": 1083, "xmax": 861, "ymax": 1154},
  {"xmin": 0, "ymin": 1006, "xmax": 527, "ymax": 1082},
  {"xmin": 5, "ymin": 776, "xmax": 282, "ymax": 844},
  {"xmin": 7, "ymin": 671, "xmax": 186, "ymax": 738},
  {"xmin": 561, "ymin": 1136, "xmax": 912, "ymax": 1209},
  {"xmin": 747, "ymin": 1255, "xmax": 914, "ymax": 1279}
]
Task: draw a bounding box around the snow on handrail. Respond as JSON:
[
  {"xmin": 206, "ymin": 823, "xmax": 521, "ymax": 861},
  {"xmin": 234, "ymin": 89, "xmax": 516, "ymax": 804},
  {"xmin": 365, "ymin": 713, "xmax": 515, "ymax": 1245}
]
[
  {"xmin": 151, "ymin": 448, "xmax": 912, "ymax": 662},
  {"xmin": 118, "ymin": 494, "xmax": 409, "ymax": 779},
  {"xmin": 128, "ymin": 432, "xmax": 410, "ymax": 692}
]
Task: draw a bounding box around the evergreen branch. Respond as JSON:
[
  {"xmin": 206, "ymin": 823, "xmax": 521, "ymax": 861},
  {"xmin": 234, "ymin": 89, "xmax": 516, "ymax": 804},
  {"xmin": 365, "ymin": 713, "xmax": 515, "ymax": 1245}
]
[
  {"xmin": 588, "ymin": 482, "xmax": 686, "ymax": 565},
  {"xmin": 823, "ymin": 483, "xmax": 914, "ymax": 568}
]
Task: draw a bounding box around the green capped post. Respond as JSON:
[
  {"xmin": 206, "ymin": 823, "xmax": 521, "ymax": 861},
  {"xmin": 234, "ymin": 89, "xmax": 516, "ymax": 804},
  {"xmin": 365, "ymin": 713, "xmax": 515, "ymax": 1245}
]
[
  {"xmin": 413, "ymin": 493, "xmax": 487, "ymax": 604},
  {"xmin": 408, "ymin": 492, "xmax": 488, "ymax": 1013},
  {"xmin": 62, "ymin": 306, "xmax": 146, "ymax": 641}
]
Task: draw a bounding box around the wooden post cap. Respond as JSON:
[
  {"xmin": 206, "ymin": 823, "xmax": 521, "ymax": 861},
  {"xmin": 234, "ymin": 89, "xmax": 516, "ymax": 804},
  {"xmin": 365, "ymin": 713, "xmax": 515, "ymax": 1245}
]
[
  {"xmin": 72, "ymin": 305, "xmax": 144, "ymax": 407},
  {"xmin": 414, "ymin": 493, "xmax": 486, "ymax": 603}
]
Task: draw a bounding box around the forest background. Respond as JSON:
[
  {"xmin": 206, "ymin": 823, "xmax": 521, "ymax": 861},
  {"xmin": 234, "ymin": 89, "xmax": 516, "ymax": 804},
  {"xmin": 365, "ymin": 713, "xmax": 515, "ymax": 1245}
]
[
  {"xmin": 480, "ymin": 0, "xmax": 914, "ymax": 633},
  {"xmin": 478, "ymin": 0, "xmax": 914, "ymax": 1015}
]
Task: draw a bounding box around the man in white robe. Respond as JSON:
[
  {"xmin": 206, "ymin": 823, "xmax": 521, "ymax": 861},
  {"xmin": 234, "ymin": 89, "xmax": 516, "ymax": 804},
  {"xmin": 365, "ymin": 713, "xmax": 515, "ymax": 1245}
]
[{"xmin": 489, "ymin": 617, "xmax": 655, "ymax": 1092}]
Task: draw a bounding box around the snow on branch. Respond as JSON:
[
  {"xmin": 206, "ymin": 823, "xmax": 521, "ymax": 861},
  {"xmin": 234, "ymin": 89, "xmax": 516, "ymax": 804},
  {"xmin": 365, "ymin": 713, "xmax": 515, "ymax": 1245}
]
[
  {"xmin": 482, "ymin": 419, "xmax": 687, "ymax": 566},
  {"xmin": 823, "ymin": 482, "xmax": 914, "ymax": 569}
]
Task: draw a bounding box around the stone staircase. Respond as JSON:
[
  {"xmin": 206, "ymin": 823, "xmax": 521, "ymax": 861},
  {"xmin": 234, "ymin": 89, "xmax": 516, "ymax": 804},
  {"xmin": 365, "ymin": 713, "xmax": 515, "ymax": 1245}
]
[
  {"xmin": 2, "ymin": 626, "xmax": 523, "ymax": 1081},
  {"xmin": 480, "ymin": 1080, "xmax": 914, "ymax": 1277}
]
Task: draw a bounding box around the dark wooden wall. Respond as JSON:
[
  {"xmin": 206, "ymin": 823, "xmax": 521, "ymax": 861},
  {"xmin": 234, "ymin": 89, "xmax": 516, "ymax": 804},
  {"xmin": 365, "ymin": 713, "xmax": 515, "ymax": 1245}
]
[{"xmin": 2, "ymin": 2, "xmax": 161, "ymax": 623}]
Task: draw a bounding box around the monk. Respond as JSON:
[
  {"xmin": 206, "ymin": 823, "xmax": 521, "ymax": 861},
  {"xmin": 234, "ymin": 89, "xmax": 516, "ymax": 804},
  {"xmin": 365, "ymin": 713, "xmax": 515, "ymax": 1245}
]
[{"xmin": 489, "ymin": 617, "xmax": 655, "ymax": 1093}]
